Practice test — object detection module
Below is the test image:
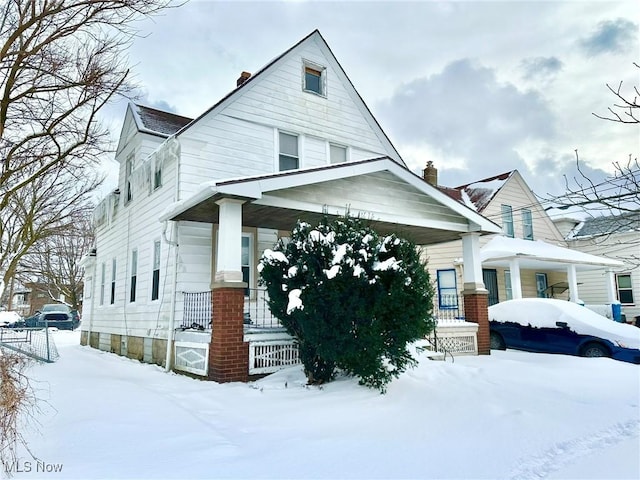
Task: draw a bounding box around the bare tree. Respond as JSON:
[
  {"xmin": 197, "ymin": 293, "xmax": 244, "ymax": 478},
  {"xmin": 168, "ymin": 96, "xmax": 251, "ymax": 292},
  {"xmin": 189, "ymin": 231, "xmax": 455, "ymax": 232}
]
[
  {"xmin": 1, "ymin": 163, "xmax": 100, "ymax": 304},
  {"xmin": 0, "ymin": 352, "xmax": 37, "ymax": 477},
  {"xmin": 18, "ymin": 211, "xmax": 95, "ymax": 311},
  {"xmin": 593, "ymin": 63, "xmax": 640, "ymax": 124},
  {"xmin": 0, "ymin": 0, "xmax": 176, "ymax": 299},
  {"xmin": 551, "ymin": 151, "xmax": 639, "ymax": 214}
]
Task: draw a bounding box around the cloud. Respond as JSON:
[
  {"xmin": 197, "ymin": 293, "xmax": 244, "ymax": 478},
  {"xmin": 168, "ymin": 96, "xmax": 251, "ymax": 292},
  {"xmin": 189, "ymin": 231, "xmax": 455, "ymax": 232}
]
[
  {"xmin": 580, "ymin": 18, "xmax": 638, "ymax": 56},
  {"xmin": 376, "ymin": 59, "xmax": 556, "ymax": 186},
  {"xmin": 520, "ymin": 57, "xmax": 563, "ymax": 81}
]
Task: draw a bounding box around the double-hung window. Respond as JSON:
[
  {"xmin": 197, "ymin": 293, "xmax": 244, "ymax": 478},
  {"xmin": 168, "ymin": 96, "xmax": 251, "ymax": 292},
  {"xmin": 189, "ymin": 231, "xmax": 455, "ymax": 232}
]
[
  {"xmin": 436, "ymin": 269, "xmax": 458, "ymax": 309},
  {"xmin": 502, "ymin": 204, "xmax": 514, "ymax": 238},
  {"xmin": 279, "ymin": 132, "xmax": 299, "ymax": 171},
  {"xmin": 110, "ymin": 258, "xmax": 117, "ymax": 304},
  {"xmin": 504, "ymin": 270, "xmax": 513, "ymax": 300},
  {"xmin": 100, "ymin": 263, "xmax": 105, "ymax": 306},
  {"xmin": 130, "ymin": 249, "xmax": 138, "ymax": 303},
  {"xmin": 329, "ymin": 144, "xmax": 347, "ymax": 164},
  {"xmin": 522, "ymin": 208, "xmax": 534, "ymax": 240},
  {"xmin": 151, "ymin": 240, "xmax": 161, "ymax": 301},
  {"xmin": 616, "ymin": 274, "xmax": 634, "ymax": 304},
  {"xmin": 125, "ymin": 154, "xmax": 134, "ymax": 203}
]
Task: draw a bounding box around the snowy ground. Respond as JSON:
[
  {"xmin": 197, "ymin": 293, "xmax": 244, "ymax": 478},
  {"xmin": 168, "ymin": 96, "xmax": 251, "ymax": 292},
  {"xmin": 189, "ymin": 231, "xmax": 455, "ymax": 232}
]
[{"xmin": 5, "ymin": 330, "xmax": 640, "ymax": 480}]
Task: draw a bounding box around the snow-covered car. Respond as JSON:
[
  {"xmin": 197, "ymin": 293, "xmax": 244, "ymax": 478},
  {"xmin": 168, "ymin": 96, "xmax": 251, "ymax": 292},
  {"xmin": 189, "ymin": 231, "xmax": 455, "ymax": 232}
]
[
  {"xmin": 489, "ymin": 298, "xmax": 640, "ymax": 364},
  {"xmin": 0, "ymin": 310, "xmax": 22, "ymax": 327},
  {"xmin": 24, "ymin": 304, "xmax": 80, "ymax": 330}
]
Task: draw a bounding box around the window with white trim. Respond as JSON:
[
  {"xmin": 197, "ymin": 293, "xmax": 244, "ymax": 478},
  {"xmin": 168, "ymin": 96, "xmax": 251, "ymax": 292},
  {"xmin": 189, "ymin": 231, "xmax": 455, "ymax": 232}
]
[
  {"xmin": 125, "ymin": 154, "xmax": 134, "ymax": 203},
  {"xmin": 616, "ymin": 274, "xmax": 634, "ymax": 304},
  {"xmin": 151, "ymin": 240, "xmax": 161, "ymax": 301},
  {"xmin": 436, "ymin": 269, "xmax": 458, "ymax": 309},
  {"xmin": 303, "ymin": 61, "xmax": 326, "ymax": 96},
  {"xmin": 505, "ymin": 270, "xmax": 513, "ymax": 300},
  {"xmin": 329, "ymin": 144, "xmax": 347, "ymax": 164},
  {"xmin": 279, "ymin": 132, "xmax": 299, "ymax": 171},
  {"xmin": 242, "ymin": 234, "xmax": 252, "ymax": 296},
  {"xmin": 522, "ymin": 208, "xmax": 534, "ymax": 240},
  {"xmin": 130, "ymin": 249, "xmax": 138, "ymax": 303},
  {"xmin": 85, "ymin": 277, "xmax": 92, "ymax": 299},
  {"xmin": 110, "ymin": 258, "xmax": 116, "ymax": 305},
  {"xmin": 100, "ymin": 263, "xmax": 105, "ymax": 306},
  {"xmin": 502, "ymin": 204, "xmax": 514, "ymax": 238}
]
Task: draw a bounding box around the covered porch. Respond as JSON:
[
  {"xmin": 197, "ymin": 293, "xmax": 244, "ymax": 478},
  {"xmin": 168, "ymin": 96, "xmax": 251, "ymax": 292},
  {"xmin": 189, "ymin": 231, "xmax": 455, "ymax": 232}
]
[
  {"xmin": 161, "ymin": 157, "xmax": 502, "ymax": 381},
  {"xmin": 480, "ymin": 236, "xmax": 624, "ymax": 305}
]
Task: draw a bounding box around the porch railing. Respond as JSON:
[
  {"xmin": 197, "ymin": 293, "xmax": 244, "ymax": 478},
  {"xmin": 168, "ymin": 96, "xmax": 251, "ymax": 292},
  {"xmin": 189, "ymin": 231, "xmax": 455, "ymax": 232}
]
[
  {"xmin": 433, "ymin": 294, "xmax": 465, "ymax": 322},
  {"xmin": 181, "ymin": 291, "xmax": 212, "ymax": 330},
  {"xmin": 181, "ymin": 288, "xmax": 282, "ymax": 331}
]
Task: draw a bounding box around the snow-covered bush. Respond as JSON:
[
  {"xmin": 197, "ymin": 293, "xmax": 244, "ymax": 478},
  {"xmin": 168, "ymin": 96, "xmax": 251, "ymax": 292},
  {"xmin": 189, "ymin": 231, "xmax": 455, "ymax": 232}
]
[{"xmin": 258, "ymin": 215, "xmax": 435, "ymax": 392}]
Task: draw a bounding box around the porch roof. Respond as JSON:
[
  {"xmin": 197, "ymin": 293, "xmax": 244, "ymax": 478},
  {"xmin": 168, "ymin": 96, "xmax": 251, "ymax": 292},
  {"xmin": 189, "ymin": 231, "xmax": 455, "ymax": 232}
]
[
  {"xmin": 160, "ymin": 157, "xmax": 501, "ymax": 245},
  {"xmin": 480, "ymin": 236, "xmax": 624, "ymax": 271}
]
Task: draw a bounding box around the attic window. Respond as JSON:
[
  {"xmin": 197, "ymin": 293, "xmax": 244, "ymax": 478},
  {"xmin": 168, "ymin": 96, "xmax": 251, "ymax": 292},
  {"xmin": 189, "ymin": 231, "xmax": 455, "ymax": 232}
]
[{"xmin": 303, "ymin": 62, "xmax": 326, "ymax": 96}]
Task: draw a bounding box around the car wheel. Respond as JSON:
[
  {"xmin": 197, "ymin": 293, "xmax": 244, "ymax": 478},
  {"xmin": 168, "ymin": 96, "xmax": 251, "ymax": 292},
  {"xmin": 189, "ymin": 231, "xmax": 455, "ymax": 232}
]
[
  {"xmin": 581, "ymin": 342, "xmax": 609, "ymax": 358},
  {"xmin": 490, "ymin": 331, "xmax": 506, "ymax": 350}
]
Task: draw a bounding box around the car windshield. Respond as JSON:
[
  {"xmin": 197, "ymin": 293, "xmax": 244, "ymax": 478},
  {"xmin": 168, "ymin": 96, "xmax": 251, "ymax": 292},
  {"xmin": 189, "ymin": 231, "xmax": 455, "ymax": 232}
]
[{"xmin": 41, "ymin": 304, "xmax": 70, "ymax": 313}]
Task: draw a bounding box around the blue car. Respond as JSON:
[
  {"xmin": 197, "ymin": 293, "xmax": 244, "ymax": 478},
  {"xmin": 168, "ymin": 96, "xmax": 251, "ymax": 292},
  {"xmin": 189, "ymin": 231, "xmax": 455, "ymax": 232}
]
[{"xmin": 489, "ymin": 298, "xmax": 640, "ymax": 364}]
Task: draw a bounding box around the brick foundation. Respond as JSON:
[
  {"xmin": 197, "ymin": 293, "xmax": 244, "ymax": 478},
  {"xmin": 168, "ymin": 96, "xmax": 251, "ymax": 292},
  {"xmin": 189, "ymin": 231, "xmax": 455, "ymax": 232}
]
[
  {"xmin": 208, "ymin": 283, "xmax": 249, "ymax": 382},
  {"xmin": 463, "ymin": 291, "xmax": 490, "ymax": 355}
]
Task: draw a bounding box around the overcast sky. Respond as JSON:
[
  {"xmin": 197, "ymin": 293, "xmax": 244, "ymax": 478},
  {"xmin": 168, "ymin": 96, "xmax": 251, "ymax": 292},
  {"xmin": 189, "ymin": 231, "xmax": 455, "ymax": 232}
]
[{"xmin": 101, "ymin": 0, "xmax": 639, "ymax": 200}]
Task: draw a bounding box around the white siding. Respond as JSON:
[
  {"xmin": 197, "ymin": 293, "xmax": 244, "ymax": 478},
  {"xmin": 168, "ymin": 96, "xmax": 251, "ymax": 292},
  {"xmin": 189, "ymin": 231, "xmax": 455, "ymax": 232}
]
[{"xmin": 176, "ymin": 36, "xmax": 397, "ymax": 199}]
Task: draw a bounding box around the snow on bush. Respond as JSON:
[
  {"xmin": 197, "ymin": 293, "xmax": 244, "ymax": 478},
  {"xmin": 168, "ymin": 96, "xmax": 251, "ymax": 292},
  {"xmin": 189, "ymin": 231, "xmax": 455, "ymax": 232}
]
[{"xmin": 259, "ymin": 215, "xmax": 435, "ymax": 392}]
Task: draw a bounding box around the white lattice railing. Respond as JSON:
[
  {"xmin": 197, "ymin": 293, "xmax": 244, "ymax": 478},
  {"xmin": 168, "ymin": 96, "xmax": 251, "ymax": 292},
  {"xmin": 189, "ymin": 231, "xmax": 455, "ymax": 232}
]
[
  {"xmin": 248, "ymin": 339, "xmax": 300, "ymax": 375},
  {"xmin": 428, "ymin": 321, "xmax": 478, "ymax": 356}
]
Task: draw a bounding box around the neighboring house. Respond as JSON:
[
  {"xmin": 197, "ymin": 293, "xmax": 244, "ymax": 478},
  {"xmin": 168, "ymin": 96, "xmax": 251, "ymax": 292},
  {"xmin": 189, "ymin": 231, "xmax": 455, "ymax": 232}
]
[
  {"xmin": 80, "ymin": 30, "xmax": 502, "ymax": 381},
  {"xmin": 422, "ymin": 165, "xmax": 622, "ymax": 316},
  {"xmin": 554, "ymin": 211, "xmax": 640, "ymax": 323}
]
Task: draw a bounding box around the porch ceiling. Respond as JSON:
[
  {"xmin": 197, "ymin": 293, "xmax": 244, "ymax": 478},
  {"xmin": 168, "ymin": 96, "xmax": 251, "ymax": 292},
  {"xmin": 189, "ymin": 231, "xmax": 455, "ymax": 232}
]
[{"xmin": 172, "ymin": 200, "xmax": 474, "ymax": 245}]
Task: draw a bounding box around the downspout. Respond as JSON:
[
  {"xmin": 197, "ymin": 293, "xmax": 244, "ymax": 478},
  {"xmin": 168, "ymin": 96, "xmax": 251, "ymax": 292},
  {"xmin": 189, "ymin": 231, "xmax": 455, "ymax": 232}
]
[
  {"xmin": 164, "ymin": 220, "xmax": 179, "ymax": 371},
  {"xmin": 165, "ymin": 135, "xmax": 181, "ymax": 372}
]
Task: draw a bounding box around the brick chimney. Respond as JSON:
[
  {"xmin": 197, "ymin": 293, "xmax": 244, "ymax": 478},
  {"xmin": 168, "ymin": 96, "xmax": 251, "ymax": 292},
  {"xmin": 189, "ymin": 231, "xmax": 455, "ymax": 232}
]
[
  {"xmin": 423, "ymin": 161, "xmax": 438, "ymax": 186},
  {"xmin": 236, "ymin": 71, "xmax": 251, "ymax": 87}
]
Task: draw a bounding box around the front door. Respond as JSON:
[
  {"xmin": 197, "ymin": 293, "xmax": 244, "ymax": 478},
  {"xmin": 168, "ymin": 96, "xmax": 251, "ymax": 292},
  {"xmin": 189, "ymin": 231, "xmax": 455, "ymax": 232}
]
[
  {"xmin": 536, "ymin": 273, "xmax": 548, "ymax": 298},
  {"xmin": 483, "ymin": 269, "xmax": 499, "ymax": 306}
]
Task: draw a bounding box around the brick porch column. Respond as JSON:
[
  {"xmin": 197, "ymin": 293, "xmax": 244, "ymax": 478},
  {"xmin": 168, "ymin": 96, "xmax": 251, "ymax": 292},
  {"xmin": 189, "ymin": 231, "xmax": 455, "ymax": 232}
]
[
  {"xmin": 460, "ymin": 232, "xmax": 490, "ymax": 355},
  {"xmin": 208, "ymin": 282, "xmax": 249, "ymax": 383},
  {"xmin": 463, "ymin": 290, "xmax": 490, "ymax": 355}
]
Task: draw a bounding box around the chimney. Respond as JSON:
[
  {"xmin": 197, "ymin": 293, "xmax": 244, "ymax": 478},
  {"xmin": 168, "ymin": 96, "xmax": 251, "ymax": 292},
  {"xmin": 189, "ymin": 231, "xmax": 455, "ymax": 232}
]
[
  {"xmin": 423, "ymin": 161, "xmax": 438, "ymax": 186},
  {"xmin": 236, "ymin": 71, "xmax": 251, "ymax": 87}
]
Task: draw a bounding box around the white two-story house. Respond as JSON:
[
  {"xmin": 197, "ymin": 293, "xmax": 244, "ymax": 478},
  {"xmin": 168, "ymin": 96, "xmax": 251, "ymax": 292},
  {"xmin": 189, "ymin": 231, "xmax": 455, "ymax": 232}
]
[{"xmin": 80, "ymin": 30, "xmax": 502, "ymax": 381}]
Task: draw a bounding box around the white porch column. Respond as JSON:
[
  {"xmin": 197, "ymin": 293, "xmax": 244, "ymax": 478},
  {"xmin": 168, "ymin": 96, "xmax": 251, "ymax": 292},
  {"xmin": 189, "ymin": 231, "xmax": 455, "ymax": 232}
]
[
  {"xmin": 606, "ymin": 269, "xmax": 618, "ymax": 304},
  {"xmin": 214, "ymin": 198, "xmax": 245, "ymax": 283},
  {"xmin": 509, "ymin": 259, "xmax": 523, "ymax": 299},
  {"xmin": 567, "ymin": 264, "xmax": 580, "ymax": 303},
  {"xmin": 460, "ymin": 233, "xmax": 487, "ymax": 292}
]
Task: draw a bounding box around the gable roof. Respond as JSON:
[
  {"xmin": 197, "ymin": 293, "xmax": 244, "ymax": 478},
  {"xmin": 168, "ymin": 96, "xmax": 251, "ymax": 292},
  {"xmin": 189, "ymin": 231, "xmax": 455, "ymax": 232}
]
[
  {"xmin": 131, "ymin": 104, "xmax": 193, "ymax": 137},
  {"xmin": 171, "ymin": 29, "xmax": 405, "ymax": 166},
  {"xmin": 159, "ymin": 156, "xmax": 502, "ymax": 245},
  {"xmin": 568, "ymin": 210, "xmax": 640, "ymax": 239},
  {"xmin": 439, "ymin": 171, "xmax": 514, "ymax": 212}
]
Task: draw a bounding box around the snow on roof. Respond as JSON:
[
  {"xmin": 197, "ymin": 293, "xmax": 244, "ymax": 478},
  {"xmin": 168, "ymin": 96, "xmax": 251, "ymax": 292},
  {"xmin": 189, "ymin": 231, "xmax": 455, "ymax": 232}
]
[
  {"xmin": 481, "ymin": 236, "xmax": 623, "ymax": 267},
  {"xmin": 568, "ymin": 210, "xmax": 640, "ymax": 239},
  {"xmin": 439, "ymin": 171, "xmax": 513, "ymax": 212},
  {"xmin": 132, "ymin": 104, "xmax": 192, "ymax": 136}
]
